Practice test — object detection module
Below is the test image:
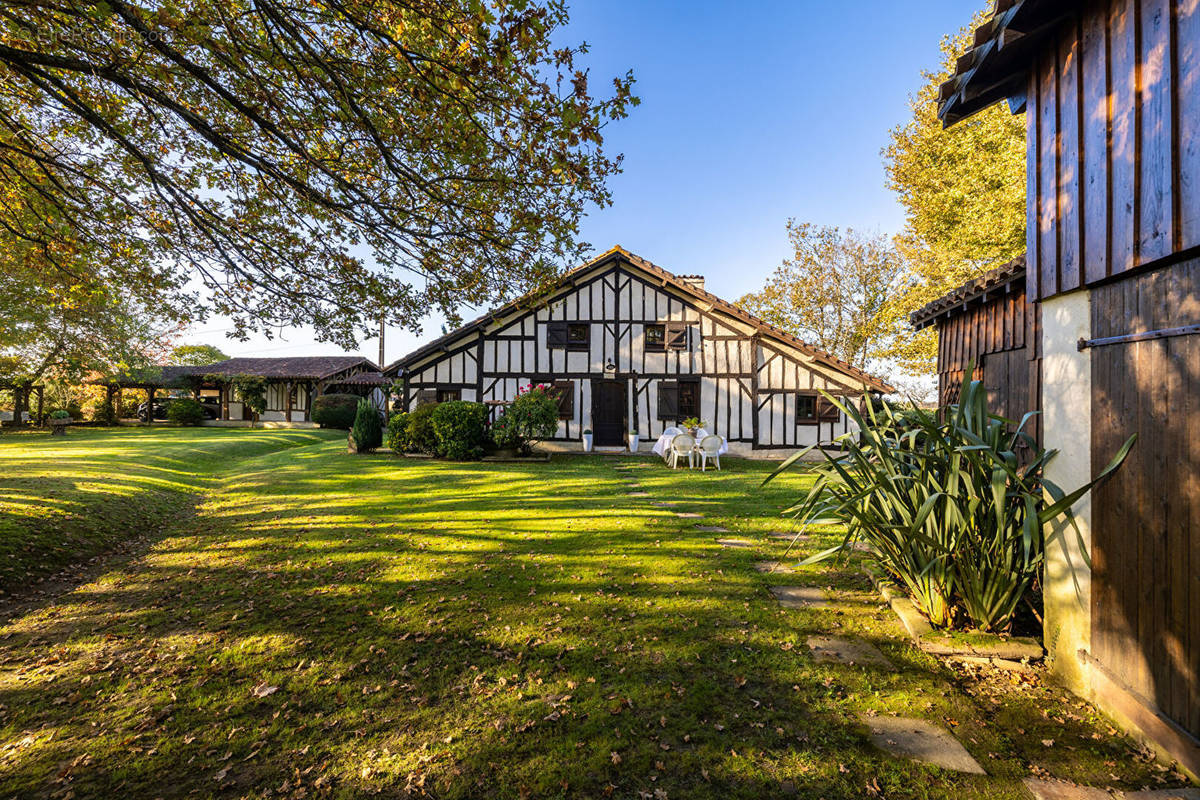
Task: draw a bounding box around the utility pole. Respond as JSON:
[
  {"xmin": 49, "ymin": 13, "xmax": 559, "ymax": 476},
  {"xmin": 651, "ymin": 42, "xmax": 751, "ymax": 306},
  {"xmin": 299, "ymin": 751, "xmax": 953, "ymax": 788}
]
[{"xmin": 378, "ymin": 319, "xmax": 385, "ymax": 368}]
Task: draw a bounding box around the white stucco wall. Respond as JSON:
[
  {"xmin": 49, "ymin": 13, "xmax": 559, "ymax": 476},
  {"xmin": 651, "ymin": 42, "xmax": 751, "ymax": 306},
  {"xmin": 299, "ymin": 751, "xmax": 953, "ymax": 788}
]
[{"xmin": 1040, "ymin": 289, "xmax": 1094, "ymax": 692}]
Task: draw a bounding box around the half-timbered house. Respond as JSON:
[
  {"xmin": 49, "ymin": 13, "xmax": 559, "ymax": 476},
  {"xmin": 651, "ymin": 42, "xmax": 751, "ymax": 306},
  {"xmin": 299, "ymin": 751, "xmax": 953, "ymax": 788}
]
[
  {"xmin": 385, "ymin": 246, "xmax": 893, "ymax": 455},
  {"xmin": 938, "ymin": 0, "xmax": 1200, "ymax": 775}
]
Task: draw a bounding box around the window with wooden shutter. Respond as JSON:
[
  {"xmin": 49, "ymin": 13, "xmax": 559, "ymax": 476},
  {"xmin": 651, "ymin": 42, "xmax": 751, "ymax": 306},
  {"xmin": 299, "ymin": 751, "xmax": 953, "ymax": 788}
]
[
  {"xmin": 436, "ymin": 388, "xmax": 461, "ymax": 403},
  {"xmin": 677, "ymin": 378, "xmax": 699, "ymax": 418},
  {"xmin": 796, "ymin": 393, "xmax": 818, "ymax": 424},
  {"xmin": 553, "ymin": 380, "xmax": 574, "ymax": 419},
  {"xmin": 657, "ymin": 380, "xmax": 679, "ymax": 420},
  {"xmin": 644, "ymin": 324, "xmax": 666, "ymax": 351},
  {"xmin": 415, "ymin": 389, "xmax": 437, "ymax": 406},
  {"xmin": 665, "ymin": 322, "xmax": 688, "ymax": 350},
  {"xmin": 815, "ymin": 395, "xmax": 841, "ymax": 422},
  {"xmin": 546, "ymin": 322, "xmax": 589, "ymax": 351}
]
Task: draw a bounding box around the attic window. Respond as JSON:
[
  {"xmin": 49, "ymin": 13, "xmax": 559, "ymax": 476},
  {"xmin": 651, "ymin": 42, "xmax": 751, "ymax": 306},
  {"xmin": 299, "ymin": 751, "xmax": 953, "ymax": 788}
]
[
  {"xmin": 547, "ymin": 322, "xmax": 590, "ymax": 351},
  {"xmin": 645, "ymin": 322, "xmax": 688, "ymax": 352}
]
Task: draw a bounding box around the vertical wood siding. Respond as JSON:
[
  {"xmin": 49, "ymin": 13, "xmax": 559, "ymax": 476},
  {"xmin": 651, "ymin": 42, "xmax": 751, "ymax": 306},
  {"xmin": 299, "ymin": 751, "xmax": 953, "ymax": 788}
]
[
  {"xmin": 1090, "ymin": 256, "xmax": 1200, "ymax": 738},
  {"xmin": 1028, "ymin": 0, "xmax": 1200, "ymax": 301}
]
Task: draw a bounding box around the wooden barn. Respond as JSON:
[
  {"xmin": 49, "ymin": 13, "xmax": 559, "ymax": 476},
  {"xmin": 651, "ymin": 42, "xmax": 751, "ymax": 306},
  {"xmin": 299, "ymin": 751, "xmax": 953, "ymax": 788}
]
[
  {"xmin": 385, "ymin": 246, "xmax": 893, "ymax": 455},
  {"xmin": 910, "ymin": 255, "xmax": 1042, "ymax": 445},
  {"xmin": 938, "ymin": 0, "xmax": 1200, "ymax": 775}
]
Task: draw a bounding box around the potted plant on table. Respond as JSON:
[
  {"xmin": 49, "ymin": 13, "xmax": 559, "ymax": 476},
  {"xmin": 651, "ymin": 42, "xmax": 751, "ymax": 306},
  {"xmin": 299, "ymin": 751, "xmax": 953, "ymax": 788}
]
[
  {"xmin": 680, "ymin": 417, "xmax": 706, "ymax": 437},
  {"xmin": 47, "ymin": 409, "xmax": 72, "ymax": 435},
  {"xmin": 582, "ymin": 428, "xmax": 593, "ymax": 452}
]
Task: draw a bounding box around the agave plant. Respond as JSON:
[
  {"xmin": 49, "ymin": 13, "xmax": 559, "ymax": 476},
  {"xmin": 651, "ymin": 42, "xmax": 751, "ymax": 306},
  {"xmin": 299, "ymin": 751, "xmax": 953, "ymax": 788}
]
[{"xmin": 766, "ymin": 368, "xmax": 1134, "ymax": 632}]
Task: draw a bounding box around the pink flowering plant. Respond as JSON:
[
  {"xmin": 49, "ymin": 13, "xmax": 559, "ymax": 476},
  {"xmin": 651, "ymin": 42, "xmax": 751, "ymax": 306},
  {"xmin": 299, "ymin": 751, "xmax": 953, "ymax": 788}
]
[{"xmin": 491, "ymin": 383, "xmax": 561, "ymax": 456}]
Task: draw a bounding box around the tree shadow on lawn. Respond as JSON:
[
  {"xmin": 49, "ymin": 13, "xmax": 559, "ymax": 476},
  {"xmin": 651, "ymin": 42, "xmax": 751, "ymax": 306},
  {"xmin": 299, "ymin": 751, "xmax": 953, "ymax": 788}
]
[{"xmin": 0, "ymin": 455, "xmax": 1164, "ymax": 799}]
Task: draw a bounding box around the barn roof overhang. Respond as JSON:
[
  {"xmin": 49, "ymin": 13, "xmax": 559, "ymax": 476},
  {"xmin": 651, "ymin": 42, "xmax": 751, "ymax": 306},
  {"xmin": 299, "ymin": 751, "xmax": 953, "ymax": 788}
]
[
  {"xmin": 909, "ymin": 255, "xmax": 1028, "ymax": 331},
  {"xmin": 91, "ymin": 357, "xmax": 379, "ymax": 387},
  {"xmin": 937, "ymin": 0, "xmax": 1084, "ymax": 126}
]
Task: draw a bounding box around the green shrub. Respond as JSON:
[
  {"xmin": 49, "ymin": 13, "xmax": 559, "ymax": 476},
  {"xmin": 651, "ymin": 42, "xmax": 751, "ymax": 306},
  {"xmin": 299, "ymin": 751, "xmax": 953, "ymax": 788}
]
[
  {"xmin": 48, "ymin": 409, "xmax": 71, "ymax": 420},
  {"xmin": 431, "ymin": 401, "xmax": 489, "ymax": 460},
  {"xmin": 351, "ymin": 398, "xmax": 383, "ymax": 452},
  {"xmin": 311, "ymin": 393, "xmax": 360, "ymax": 429},
  {"xmin": 405, "ymin": 403, "xmax": 439, "ymax": 454},
  {"xmin": 386, "ymin": 411, "xmax": 410, "ymax": 452},
  {"xmin": 491, "ymin": 384, "xmax": 559, "ymax": 456},
  {"xmin": 91, "ymin": 398, "xmax": 119, "ymax": 425},
  {"xmin": 766, "ymin": 366, "xmax": 1135, "ymax": 633},
  {"xmin": 166, "ymin": 398, "xmax": 207, "ymax": 426}
]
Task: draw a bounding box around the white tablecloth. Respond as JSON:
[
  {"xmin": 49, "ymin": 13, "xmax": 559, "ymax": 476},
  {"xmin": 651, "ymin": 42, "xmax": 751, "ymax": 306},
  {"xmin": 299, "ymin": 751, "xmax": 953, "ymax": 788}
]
[{"xmin": 652, "ymin": 429, "xmax": 728, "ymax": 458}]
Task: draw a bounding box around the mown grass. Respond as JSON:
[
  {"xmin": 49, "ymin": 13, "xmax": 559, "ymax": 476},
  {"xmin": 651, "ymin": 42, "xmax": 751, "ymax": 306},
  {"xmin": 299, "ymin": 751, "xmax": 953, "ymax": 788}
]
[
  {"xmin": 0, "ymin": 427, "xmax": 340, "ymax": 590},
  {"xmin": 0, "ymin": 430, "xmax": 1184, "ymax": 798}
]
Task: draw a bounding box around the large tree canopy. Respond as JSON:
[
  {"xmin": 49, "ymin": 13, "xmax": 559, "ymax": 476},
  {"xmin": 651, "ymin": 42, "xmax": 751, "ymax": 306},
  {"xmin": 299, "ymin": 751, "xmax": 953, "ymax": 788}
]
[
  {"xmin": 881, "ymin": 8, "xmax": 1026, "ymax": 374},
  {"xmin": 738, "ymin": 221, "xmax": 904, "ymax": 374},
  {"xmin": 0, "ymin": 0, "xmax": 637, "ymax": 351}
]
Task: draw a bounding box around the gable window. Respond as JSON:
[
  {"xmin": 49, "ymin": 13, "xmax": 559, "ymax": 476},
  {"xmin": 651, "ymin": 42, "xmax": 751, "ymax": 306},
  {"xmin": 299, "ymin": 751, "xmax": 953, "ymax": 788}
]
[
  {"xmin": 644, "ymin": 322, "xmax": 689, "ymax": 352},
  {"xmin": 547, "ymin": 322, "xmax": 590, "ymax": 351},
  {"xmin": 657, "ymin": 378, "xmax": 700, "ymax": 421}
]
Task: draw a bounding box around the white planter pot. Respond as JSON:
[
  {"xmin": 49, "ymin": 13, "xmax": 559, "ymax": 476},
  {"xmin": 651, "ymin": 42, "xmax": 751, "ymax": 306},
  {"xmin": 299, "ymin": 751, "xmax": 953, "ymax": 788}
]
[
  {"xmin": 582, "ymin": 434, "xmax": 594, "ymax": 452},
  {"xmin": 628, "ymin": 433, "xmax": 640, "ymax": 452}
]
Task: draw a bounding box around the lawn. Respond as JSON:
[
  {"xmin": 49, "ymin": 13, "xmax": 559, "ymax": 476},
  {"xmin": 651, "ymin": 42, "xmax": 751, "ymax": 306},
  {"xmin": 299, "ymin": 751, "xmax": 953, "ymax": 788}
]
[{"xmin": 0, "ymin": 429, "xmax": 1182, "ymax": 799}]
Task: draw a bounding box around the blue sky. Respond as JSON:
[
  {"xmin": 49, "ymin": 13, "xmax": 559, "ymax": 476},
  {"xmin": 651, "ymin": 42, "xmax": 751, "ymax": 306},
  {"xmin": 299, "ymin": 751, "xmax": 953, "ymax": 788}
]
[{"xmin": 183, "ymin": 0, "xmax": 976, "ymax": 364}]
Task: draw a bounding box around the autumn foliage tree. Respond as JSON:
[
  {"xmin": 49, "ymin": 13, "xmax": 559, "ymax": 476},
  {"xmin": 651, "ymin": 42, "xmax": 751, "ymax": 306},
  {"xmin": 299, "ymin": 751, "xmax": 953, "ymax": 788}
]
[
  {"xmin": 0, "ymin": 0, "xmax": 637, "ymax": 354},
  {"xmin": 882, "ymin": 7, "xmax": 1026, "ymax": 374},
  {"xmin": 738, "ymin": 221, "xmax": 904, "ymax": 374}
]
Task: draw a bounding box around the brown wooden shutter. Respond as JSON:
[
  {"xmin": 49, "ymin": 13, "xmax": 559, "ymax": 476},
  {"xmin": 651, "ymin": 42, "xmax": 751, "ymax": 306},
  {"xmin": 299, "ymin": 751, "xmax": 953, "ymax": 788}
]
[
  {"xmin": 816, "ymin": 395, "xmax": 841, "ymax": 421},
  {"xmin": 665, "ymin": 322, "xmax": 688, "ymax": 350},
  {"xmin": 553, "ymin": 380, "xmax": 574, "ymax": 419},
  {"xmin": 657, "ymin": 381, "xmax": 679, "ymax": 420},
  {"xmin": 546, "ymin": 322, "xmax": 568, "ymax": 348}
]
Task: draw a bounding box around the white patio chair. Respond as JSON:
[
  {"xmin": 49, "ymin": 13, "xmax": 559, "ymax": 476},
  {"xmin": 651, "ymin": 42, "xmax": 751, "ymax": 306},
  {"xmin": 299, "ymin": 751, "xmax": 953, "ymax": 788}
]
[
  {"xmin": 668, "ymin": 433, "xmax": 695, "ymax": 470},
  {"xmin": 697, "ymin": 435, "xmax": 723, "ymax": 471},
  {"xmin": 661, "ymin": 426, "xmax": 682, "ymax": 462}
]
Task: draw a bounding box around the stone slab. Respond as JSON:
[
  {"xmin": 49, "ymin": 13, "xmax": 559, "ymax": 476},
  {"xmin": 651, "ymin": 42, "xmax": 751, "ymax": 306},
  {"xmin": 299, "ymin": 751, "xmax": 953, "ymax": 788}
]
[
  {"xmin": 769, "ymin": 586, "xmax": 828, "ymax": 609},
  {"xmin": 1121, "ymin": 790, "xmax": 1200, "ymax": 800},
  {"xmin": 628, "ymin": 492, "xmax": 650, "ymax": 498},
  {"xmin": 716, "ymin": 538, "xmax": 754, "ymax": 548},
  {"xmin": 675, "ymin": 512, "xmax": 703, "ymax": 518},
  {"xmin": 806, "ymin": 636, "xmax": 895, "ymax": 670},
  {"xmin": 695, "ymin": 525, "xmax": 730, "ymax": 533},
  {"xmin": 768, "ymin": 532, "xmax": 804, "ymax": 541},
  {"xmin": 1021, "ymin": 781, "xmax": 1112, "ymax": 800},
  {"xmin": 753, "ymin": 561, "xmax": 795, "ymax": 574},
  {"xmin": 650, "ymin": 501, "xmax": 677, "ymax": 507},
  {"xmin": 859, "ymin": 714, "xmax": 986, "ymax": 775}
]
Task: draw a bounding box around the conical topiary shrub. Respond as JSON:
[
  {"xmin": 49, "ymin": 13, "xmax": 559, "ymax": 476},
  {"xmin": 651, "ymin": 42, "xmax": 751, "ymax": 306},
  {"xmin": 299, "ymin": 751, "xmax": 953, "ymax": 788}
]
[{"xmin": 350, "ymin": 397, "xmax": 383, "ymax": 453}]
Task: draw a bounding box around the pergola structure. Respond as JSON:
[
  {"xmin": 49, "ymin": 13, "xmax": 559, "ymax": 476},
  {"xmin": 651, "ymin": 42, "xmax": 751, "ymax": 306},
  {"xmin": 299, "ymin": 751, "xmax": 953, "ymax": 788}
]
[{"xmin": 0, "ymin": 379, "xmax": 45, "ymax": 426}]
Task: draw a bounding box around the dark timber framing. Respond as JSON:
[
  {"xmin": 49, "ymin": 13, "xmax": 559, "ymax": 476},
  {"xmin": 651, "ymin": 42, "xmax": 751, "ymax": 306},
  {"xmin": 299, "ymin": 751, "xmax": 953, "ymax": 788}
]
[{"xmin": 387, "ymin": 246, "xmax": 893, "ymax": 453}]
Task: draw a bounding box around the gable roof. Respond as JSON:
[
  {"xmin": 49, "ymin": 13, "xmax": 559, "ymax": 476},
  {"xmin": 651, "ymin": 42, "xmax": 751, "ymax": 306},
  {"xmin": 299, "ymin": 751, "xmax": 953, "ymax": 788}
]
[
  {"xmin": 909, "ymin": 255, "xmax": 1027, "ymax": 331},
  {"xmin": 388, "ymin": 246, "xmax": 895, "ymax": 394},
  {"xmin": 938, "ymin": 0, "xmax": 1080, "ymax": 126}
]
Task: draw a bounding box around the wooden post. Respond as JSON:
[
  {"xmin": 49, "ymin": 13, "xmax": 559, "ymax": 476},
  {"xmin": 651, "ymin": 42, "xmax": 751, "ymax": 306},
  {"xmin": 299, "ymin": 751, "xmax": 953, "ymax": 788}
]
[
  {"xmin": 285, "ymin": 381, "xmax": 294, "ymax": 423},
  {"xmin": 221, "ymin": 384, "xmax": 229, "ymax": 420},
  {"xmin": 13, "ymin": 384, "xmax": 27, "ymax": 426},
  {"xmin": 146, "ymin": 387, "xmax": 155, "ymax": 425},
  {"xmin": 106, "ymin": 385, "xmax": 117, "ymax": 423},
  {"xmin": 35, "ymin": 387, "xmax": 44, "ymax": 426}
]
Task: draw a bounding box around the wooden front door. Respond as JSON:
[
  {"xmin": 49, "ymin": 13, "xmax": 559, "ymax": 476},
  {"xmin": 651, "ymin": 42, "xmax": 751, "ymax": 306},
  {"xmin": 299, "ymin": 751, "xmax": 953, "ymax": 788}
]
[{"xmin": 591, "ymin": 380, "xmax": 626, "ymax": 447}]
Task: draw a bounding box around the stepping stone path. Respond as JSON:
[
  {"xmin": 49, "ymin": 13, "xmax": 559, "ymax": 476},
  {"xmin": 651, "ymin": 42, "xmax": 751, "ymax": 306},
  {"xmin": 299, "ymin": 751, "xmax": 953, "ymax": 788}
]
[
  {"xmin": 716, "ymin": 538, "xmax": 754, "ymax": 548},
  {"xmin": 806, "ymin": 635, "xmax": 895, "ymax": 670},
  {"xmin": 694, "ymin": 525, "xmax": 729, "ymax": 533},
  {"xmin": 675, "ymin": 512, "xmax": 703, "ymax": 519},
  {"xmin": 1023, "ymin": 782, "xmax": 1200, "ymax": 800},
  {"xmin": 768, "ymin": 532, "xmax": 807, "ymax": 542},
  {"xmin": 628, "ymin": 492, "xmax": 650, "ymax": 498},
  {"xmin": 769, "ymin": 586, "xmax": 828, "ymax": 609},
  {"xmin": 753, "ymin": 561, "xmax": 795, "ymax": 574},
  {"xmin": 651, "ymin": 501, "xmax": 677, "ymax": 507},
  {"xmin": 859, "ymin": 714, "xmax": 986, "ymax": 775}
]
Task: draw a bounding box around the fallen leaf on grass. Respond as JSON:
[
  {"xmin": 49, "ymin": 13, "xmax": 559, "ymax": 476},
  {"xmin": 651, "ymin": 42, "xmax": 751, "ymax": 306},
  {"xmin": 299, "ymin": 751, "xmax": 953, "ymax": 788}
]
[{"xmin": 251, "ymin": 682, "xmax": 278, "ymax": 698}]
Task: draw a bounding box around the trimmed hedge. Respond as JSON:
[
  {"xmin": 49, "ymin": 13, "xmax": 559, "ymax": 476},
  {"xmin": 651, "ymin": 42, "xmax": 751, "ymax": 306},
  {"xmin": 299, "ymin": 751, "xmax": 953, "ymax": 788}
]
[
  {"xmin": 311, "ymin": 393, "xmax": 360, "ymax": 429},
  {"xmin": 166, "ymin": 398, "xmax": 207, "ymax": 426},
  {"xmin": 431, "ymin": 401, "xmax": 490, "ymax": 460},
  {"xmin": 405, "ymin": 403, "xmax": 438, "ymax": 454}
]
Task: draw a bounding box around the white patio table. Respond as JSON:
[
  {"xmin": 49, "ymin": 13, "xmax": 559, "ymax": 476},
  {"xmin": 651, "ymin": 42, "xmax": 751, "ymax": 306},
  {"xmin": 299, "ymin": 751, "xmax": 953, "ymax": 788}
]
[{"xmin": 652, "ymin": 429, "xmax": 729, "ymax": 460}]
